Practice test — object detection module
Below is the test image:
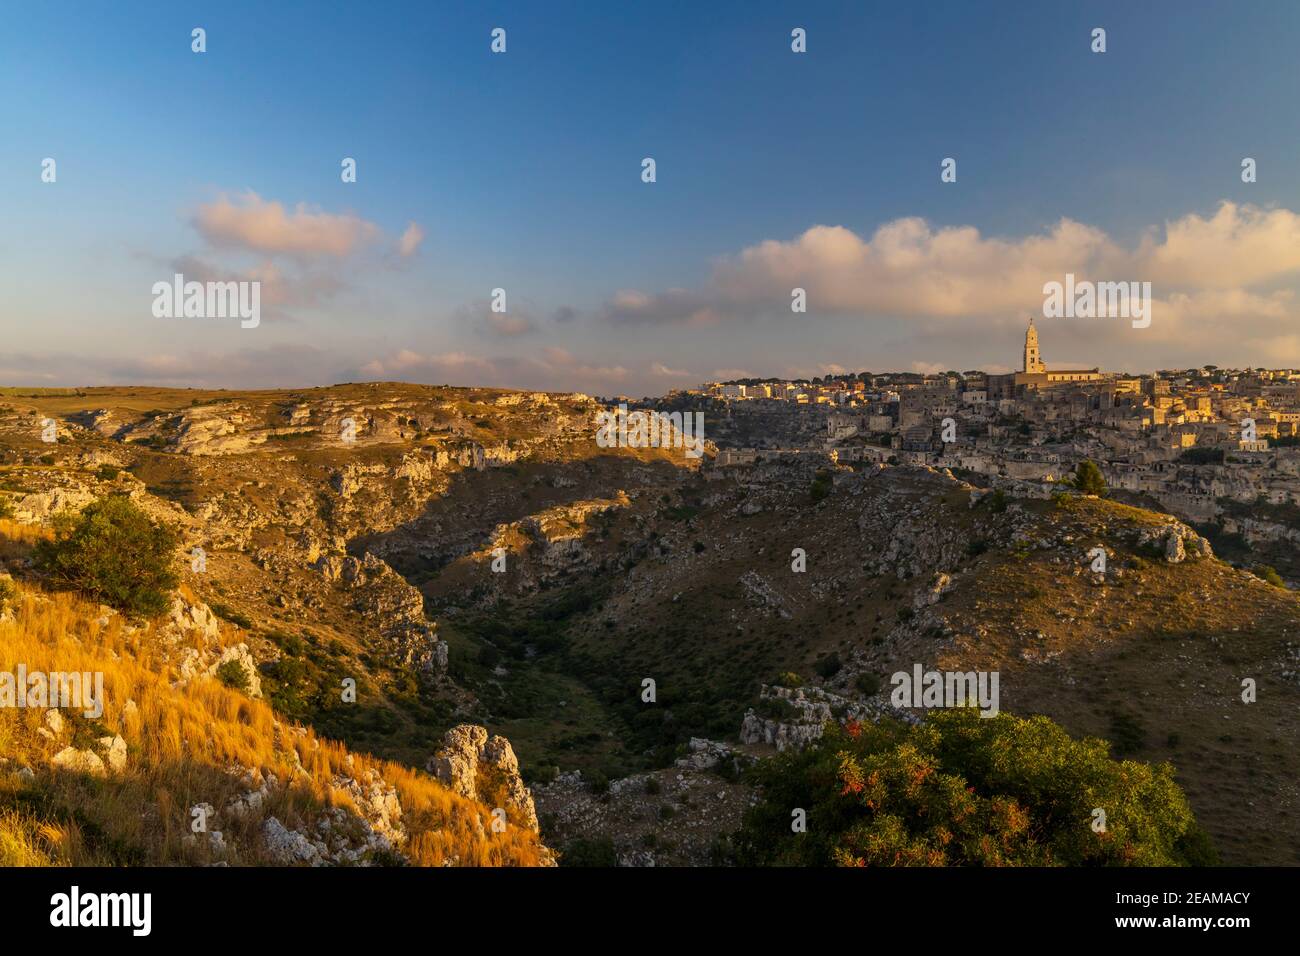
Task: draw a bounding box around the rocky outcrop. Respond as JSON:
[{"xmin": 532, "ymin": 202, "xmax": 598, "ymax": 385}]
[
  {"xmin": 428, "ymin": 724, "xmax": 539, "ymax": 832},
  {"xmin": 316, "ymin": 551, "xmax": 448, "ymax": 676},
  {"xmin": 740, "ymin": 683, "xmax": 898, "ymax": 752},
  {"xmin": 262, "ymin": 816, "xmax": 324, "ymax": 865},
  {"xmin": 223, "ymin": 764, "xmax": 409, "ymax": 866},
  {"xmin": 159, "ymin": 597, "xmax": 264, "ymax": 697},
  {"xmin": 12, "ymin": 484, "xmax": 98, "ymax": 523},
  {"xmin": 1136, "ymin": 522, "xmax": 1213, "ymax": 563},
  {"xmin": 675, "ymin": 737, "xmax": 754, "ymax": 774}
]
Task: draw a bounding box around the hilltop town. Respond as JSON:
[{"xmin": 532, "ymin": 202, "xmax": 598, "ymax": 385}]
[{"xmin": 662, "ymin": 319, "xmax": 1300, "ymax": 582}]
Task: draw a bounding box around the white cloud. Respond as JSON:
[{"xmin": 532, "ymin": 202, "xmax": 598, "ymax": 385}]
[
  {"xmin": 602, "ymin": 203, "xmax": 1300, "ymax": 338},
  {"xmin": 650, "ymin": 362, "xmax": 692, "ymax": 378},
  {"xmin": 194, "ymin": 191, "xmax": 382, "ymax": 259},
  {"xmin": 397, "ymin": 222, "xmax": 425, "ymax": 258}
]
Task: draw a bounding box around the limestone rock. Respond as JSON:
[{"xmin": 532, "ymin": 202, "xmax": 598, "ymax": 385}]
[
  {"xmin": 51, "ymin": 746, "xmax": 106, "ymax": 777},
  {"xmin": 98, "ymin": 734, "xmax": 128, "ymax": 773},
  {"xmin": 429, "ymin": 724, "xmax": 540, "ymax": 831},
  {"xmin": 262, "ymin": 816, "xmax": 323, "ymax": 865}
]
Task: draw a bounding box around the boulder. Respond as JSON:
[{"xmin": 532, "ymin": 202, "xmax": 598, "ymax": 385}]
[{"xmin": 51, "ymin": 746, "xmax": 106, "ymax": 777}]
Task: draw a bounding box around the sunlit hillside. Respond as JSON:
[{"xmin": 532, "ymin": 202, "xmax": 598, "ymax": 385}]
[{"xmin": 0, "ymin": 572, "xmax": 550, "ymax": 866}]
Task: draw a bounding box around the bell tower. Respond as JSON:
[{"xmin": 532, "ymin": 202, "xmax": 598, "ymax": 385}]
[{"xmin": 1023, "ymin": 317, "xmax": 1045, "ymax": 374}]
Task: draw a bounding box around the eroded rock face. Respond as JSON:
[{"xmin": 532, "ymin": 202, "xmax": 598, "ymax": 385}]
[
  {"xmin": 262, "ymin": 816, "xmax": 323, "ymax": 865},
  {"xmin": 13, "ymin": 485, "xmax": 98, "ymax": 523},
  {"xmin": 739, "ymin": 684, "xmax": 900, "ymax": 752},
  {"xmin": 431, "ymin": 725, "xmax": 487, "ymax": 799},
  {"xmin": 159, "ymin": 596, "xmax": 264, "ymax": 698},
  {"xmin": 1135, "ymin": 523, "xmax": 1213, "ymax": 564},
  {"xmin": 316, "ymin": 552, "xmax": 448, "ymax": 677},
  {"xmin": 164, "ymin": 596, "xmax": 221, "ymax": 643},
  {"xmin": 429, "ymin": 724, "xmax": 539, "ymax": 832}
]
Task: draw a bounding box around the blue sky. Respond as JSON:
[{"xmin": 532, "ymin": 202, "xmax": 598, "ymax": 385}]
[{"xmin": 3, "ymin": 1, "xmax": 1299, "ymax": 393}]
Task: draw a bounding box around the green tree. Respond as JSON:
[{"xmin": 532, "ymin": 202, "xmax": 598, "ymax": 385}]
[
  {"xmin": 1071, "ymin": 459, "xmax": 1108, "ymax": 496},
  {"xmin": 733, "ymin": 709, "xmax": 1215, "ymax": 867},
  {"xmin": 35, "ymin": 495, "xmax": 179, "ymax": 616}
]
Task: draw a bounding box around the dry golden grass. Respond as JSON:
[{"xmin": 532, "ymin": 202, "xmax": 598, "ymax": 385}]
[
  {"xmin": 0, "ymin": 518, "xmax": 52, "ymax": 562},
  {"xmin": 0, "ymin": 584, "xmax": 549, "ymax": 866}
]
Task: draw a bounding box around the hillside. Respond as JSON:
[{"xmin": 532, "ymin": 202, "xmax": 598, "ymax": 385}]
[
  {"xmin": 2, "ymin": 384, "xmax": 1296, "ymax": 866},
  {"xmin": 0, "ymin": 578, "xmax": 549, "ymax": 865}
]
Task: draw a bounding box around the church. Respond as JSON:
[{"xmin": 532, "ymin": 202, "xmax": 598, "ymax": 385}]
[
  {"xmin": 1013, "ymin": 317, "xmax": 1102, "ymax": 388},
  {"xmin": 983, "ymin": 318, "xmax": 1104, "ymax": 399}
]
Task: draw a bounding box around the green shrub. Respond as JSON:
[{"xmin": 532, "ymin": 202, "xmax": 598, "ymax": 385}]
[
  {"xmin": 734, "ymin": 709, "xmax": 1215, "ymax": 867},
  {"xmin": 209, "ymin": 602, "xmax": 253, "ymax": 630},
  {"xmin": 560, "ymin": 837, "xmax": 617, "ymax": 867},
  {"xmin": 1252, "ymin": 565, "xmax": 1285, "ymax": 588},
  {"xmin": 0, "ymin": 576, "xmax": 16, "ymax": 610},
  {"xmin": 95, "ymin": 465, "xmax": 120, "ymax": 481},
  {"xmin": 34, "ymin": 495, "xmax": 178, "ymax": 616},
  {"xmin": 0, "ymin": 497, "xmax": 13, "ymax": 520},
  {"xmin": 855, "ymin": 673, "xmax": 881, "ymax": 696},
  {"xmin": 755, "ymin": 696, "xmax": 798, "ymax": 721},
  {"xmin": 809, "ymin": 471, "xmax": 833, "ymax": 503},
  {"xmin": 215, "ymin": 659, "xmax": 251, "ymax": 693},
  {"xmin": 815, "ymin": 652, "xmax": 843, "ymax": 679}
]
